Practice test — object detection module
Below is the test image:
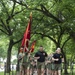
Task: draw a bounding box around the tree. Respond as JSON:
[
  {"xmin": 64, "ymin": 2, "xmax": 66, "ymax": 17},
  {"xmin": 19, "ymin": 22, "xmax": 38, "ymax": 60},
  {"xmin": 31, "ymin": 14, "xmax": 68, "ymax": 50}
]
[
  {"xmin": 12, "ymin": 0, "xmax": 75, "ymax": 74},
  {"xmin": 0, "ymin": 0, "xmax": 27, "ymax": 73},
  {"xmin": 0, "ymin": 0, "xmax": 75, "ymax": 74}
]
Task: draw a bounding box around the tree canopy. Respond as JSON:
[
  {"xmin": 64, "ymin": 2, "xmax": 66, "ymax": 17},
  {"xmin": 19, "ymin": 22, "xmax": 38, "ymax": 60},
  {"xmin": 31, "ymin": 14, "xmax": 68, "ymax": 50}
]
[{"xmin": 0, "ymin": 0, "xmax": 75, "ymax": 74}]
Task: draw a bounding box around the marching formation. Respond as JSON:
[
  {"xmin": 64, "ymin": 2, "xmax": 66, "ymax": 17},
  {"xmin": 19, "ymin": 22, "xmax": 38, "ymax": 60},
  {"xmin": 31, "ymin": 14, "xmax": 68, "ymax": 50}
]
[{"xmin": 18, "ymin": 46, "xmax": 64, "ymax": 75}]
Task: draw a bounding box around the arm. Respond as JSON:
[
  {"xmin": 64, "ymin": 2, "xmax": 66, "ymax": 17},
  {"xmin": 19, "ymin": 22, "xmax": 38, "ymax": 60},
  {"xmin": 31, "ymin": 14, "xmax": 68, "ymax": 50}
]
[
  {"xmin": 34, "ymin": 57, "xmax": 40, "ymax": 60},
  {"xmin": 18, "ymin": 53, "xmax": 22, "ymax": 60},
  {"xmin": 52, "ymin": 57, "xmax": 59, "ymax": 61},
  {"xmin": 18, "ymin": 53, "xmax": 25, "ymax": 60},
  {"xmin": 34, "ymin": 52, "xmax": 40, "ymax": 60}
]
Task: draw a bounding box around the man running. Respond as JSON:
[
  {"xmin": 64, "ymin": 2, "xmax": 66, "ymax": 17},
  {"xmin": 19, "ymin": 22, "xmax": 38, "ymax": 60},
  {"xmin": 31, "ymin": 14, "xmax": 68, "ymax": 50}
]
[
  {"xmin": 34, "ymin": 46, "xmax": 48, "ymax": 75},
  {"xmin": 52, "ymin": 48, "xmax": 64, "ymax": 75}
]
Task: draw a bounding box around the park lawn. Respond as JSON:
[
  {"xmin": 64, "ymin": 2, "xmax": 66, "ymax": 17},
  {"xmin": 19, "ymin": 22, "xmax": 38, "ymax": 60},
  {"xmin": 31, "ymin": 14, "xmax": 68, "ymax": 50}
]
[
  {"xmin": 0, "ymin": 71, "xmax": 14, "ymax": 75},
  {"xmin": 0, "ymin": 72, "xmax": 4, "ymax": 75}
]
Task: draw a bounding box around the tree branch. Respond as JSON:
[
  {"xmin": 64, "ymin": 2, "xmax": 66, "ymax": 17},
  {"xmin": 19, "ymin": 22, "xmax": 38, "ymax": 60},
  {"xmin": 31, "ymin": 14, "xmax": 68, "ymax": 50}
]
[
  {"xmin": 11, "ymin": 0, "xmax": 16, "ymax": 16},
  {"xmin": 40, "ymin": 4, "xmax": 63, "ymax": 23},
  {"xmin": 11, "ymin": 18, "xmax": 18, "ymax": 32},
  {"xmin": 11, "ymin": 0, "xmax": 28, "ymax": 8},
  {"xmin": 13, "ymin": 38, "xmax": 22, "ymax": 45},
  {"xmin": 12, "ymin": 0, "xmax": 63, "ymax": 23},
  {"xmin": 61, "ymin": 36, "xmax": 70, "ymax": 49},
  {"xmin": 0, "ymin": 19, "xmax": 9, "ymax": 33},
  {"xmin": 0, "ymin": 29, "xmax": 8, "ymax": 35},
  {"xmin": 1, "ymin": 0, "xmax": 9, "ymax": 16},
  {"xmin": 6, "ymin": 8, "xmax": 25, "ymax": 22},
  {"xmin": 58, "ymin": 26, "xmax": 64, "ymax": 44},
  {"xmin": 34, "ymin": 32, "xmax": 58, "ymax": 45},
  {"xmin": 6, "ymin": 8, "xmax": 25, "ymax": 35}
]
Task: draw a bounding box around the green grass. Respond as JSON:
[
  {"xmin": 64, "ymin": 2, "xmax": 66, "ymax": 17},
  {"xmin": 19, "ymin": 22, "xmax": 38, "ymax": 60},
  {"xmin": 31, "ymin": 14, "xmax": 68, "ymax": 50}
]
[
  {"xmin": 0, "ymin": 71, "xmax": 15, "ymax": 75},
  {"xmin": 0, "ymin": 72, "xmax": 4, "ymax": 75}
]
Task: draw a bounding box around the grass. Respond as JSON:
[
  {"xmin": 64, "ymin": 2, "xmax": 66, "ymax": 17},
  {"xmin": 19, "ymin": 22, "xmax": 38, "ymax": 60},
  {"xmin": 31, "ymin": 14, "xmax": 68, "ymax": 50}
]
[
  {"xmin": 0, "ymin": 72, "xmax": 4, "ymax": 75},
  {"xmin": 0, "ymin": 71, "xmax": 15, "ymax": 75}
]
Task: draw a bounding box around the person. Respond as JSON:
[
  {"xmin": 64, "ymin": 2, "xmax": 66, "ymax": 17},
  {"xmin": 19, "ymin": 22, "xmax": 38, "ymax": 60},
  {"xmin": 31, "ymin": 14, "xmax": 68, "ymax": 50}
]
[
  {"xmin": 18, "ymin": 47, "xmax": 31, "ymax": 75},
  {"xmin": 22, "ymin": 51, "xmax": 31, "ymax": 75},
  {"xmin": 30, "ymin": 59, "xmax": 34, "ymax": 75},
  {"xmin": 34, "ymin": 46, "xmax": 48, "ymax": 75},
  {"xmin": 30, "ymin": 59, "xmax": 37, "ymax": 75},
  {"xmin": 46, "ymin": 53, "xmax": 54, "ymax": 75},
  {"xmin": 52, "ymin": 48, "xmax": 64, "ymax": 75},
  {"xmin": 18, "ymin": 47, "xmax": 24, "ymax": 75}
]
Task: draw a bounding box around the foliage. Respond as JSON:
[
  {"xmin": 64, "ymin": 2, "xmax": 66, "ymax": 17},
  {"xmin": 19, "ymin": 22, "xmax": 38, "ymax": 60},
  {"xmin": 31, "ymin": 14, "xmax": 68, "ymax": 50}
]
[
  {"xmin": 0, "ymin": 36, "xmax": 8, "ymax": 59},
  {"xmin": 0, "ymin": 0, "xmax": 75, "ymax": 73}
]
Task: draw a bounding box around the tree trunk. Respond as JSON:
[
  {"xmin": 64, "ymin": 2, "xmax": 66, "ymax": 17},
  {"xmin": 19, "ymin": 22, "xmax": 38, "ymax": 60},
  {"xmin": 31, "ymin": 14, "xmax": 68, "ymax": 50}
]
[
  {"xmin": 16, "ymin": 47, "xmax": 20, "ymax": 75},
  {"xmin": 61, "ymin": 49, "xmax": 68, "ymax": 74},
  {"xmin": 6, "ymin": 39, "xmax": 13, "ymax": 74},
  {"xmin": 63, "ymin": 53, "xmax": 68, "ymax": 74}
]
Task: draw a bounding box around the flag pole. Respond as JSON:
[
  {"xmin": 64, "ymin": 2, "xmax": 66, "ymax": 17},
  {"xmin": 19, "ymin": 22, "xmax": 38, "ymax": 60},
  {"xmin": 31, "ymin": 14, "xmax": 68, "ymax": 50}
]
[{"xmin": 23, "ymin": 12, "xmax": 32, "ymax": 52}]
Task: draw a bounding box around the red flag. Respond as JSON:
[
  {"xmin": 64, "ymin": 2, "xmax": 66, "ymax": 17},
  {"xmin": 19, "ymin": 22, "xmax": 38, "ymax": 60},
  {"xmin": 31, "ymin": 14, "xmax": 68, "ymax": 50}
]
[
  {"xmin": 29, "ymin": 41, "xmax": 36, "ymax": 53},
  {"xmin": 21, "ymin": 13, "xmax": 32, "ymax": 52}
]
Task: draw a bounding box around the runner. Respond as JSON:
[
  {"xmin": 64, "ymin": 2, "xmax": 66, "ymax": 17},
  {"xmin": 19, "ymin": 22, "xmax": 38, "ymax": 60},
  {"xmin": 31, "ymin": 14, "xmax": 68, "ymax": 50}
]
[
  {"xmin": 30, "ymin": 59, "xmax": 37, "ymax": 75},
  {"xmin": 34, "ymin": 46, "xmax": 48, "ymax": 75},
  {"xmin": 22, "ymin": 51, "xmax": 31, "ymax": 75},
  {"xmin": 52, "ymin": 48, "xmax": 64, "ymax": 75},
  {"xmin": 46, "ymin": 53, "xmax": 54, "ymax": 75}
]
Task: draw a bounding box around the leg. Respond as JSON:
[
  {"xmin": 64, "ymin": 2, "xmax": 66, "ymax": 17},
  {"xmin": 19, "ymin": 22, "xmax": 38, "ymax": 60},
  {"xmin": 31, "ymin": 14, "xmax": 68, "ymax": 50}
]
[
  {"xmin": 22, "ymin": 66, "xmax": 26, "ymax": 75},
  {"xmin": 27, "ymin": 67, "xmax": 30, "ymax": 75},
  {"xmin": 49, "ymin": 70, "xmax": 52, "ymax": 75},
  {"xmin": 41, "ymin": 68, "xmax": 45, "ymax": 75},
  {"xmin": 46, "ymin": 68, "xmax": 48, "ymax": 75},
  {"xmin": 37, "ymin": 62, "xmax": 41, "ymax": 75},
  {"xmin": 54, "ymin": 71, "xmax": 58, "ymax": 75},
  {"xmin": 37, "ymin": 69, "xmax": 41, "ymax": 75},
  {"xmin": 41, "ymin": 62, "xmax": 45, "ymax": 75},
  {"xmin": 58, "ymin": 70, "xmax": 61, "ymax": 75},
  {"xmin": 48, "ymin": 70, "xmax": 50, "ymax": 75},
  {"xmin": 30, "ymin": 65, "xmax": 34, "ymax": 75},
  {"xmin": 23, "ymin": 67, "xmax": 26, "ymax": 75},
  {"xmin": 54, "ymin": 64, "xmax": 59, "ymax": 75},
  {"xmin": 51, "ymin": 63, "xmax": 55, "ymax": 75},
  {"xmin": 30, "ymin": 68, "xmax": 32, "ymax": 75},
  {"xmin": 51, "ymin": 70, "xmax": 55, "ymax": 75},
  {"xmin": 58, "ymin": 64, "xmax": 62, "ymax": 75},
  {"xmin": 22, "ymin": 63, "xmax": 26, "ymax": 75},
  {"xmin": 20, "ymin": 65, "xmax": 23, "ymax": 75}
]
